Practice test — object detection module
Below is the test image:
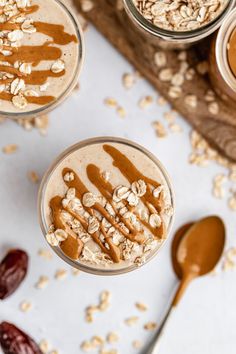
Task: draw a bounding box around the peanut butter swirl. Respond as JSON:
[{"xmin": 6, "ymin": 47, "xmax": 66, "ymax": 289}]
[
  {"xmin": 0, "ymin": 1, "xmax": 79, "ymax": 110},
  {"xmin": 47, "ymin": 144, "xmax": 171, "ymax": 265}
]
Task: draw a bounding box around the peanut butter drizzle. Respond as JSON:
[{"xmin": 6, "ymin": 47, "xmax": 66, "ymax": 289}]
[
  {"xmin": 103, "ymin": 144, "xmax": 164, "ymax": 213},
  {"xmin": 0, "ymin": 3, "xmax": 78, "ymax": 106},
  {"xmin": 48, "ymin": 145, "xmax": 168, "ymax": 262},
  {"xmin": 86, "ymin": 164, "xmax": 164, "ymax": 240},
  {"xmin": 0, "ymin": 91, "xmax": 54, "ymax": 105},
  {"xmin": 49, "ymin": 168, "xmax": 120, "ymax": 262}
]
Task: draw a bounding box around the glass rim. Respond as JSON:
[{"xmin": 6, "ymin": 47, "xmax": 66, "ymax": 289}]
[
  {"xmin": 38, "ymin": 136, "xmax": 175, "ymax": 276},
  {"xmin": 0, "ymin": 0, "xmax": 84, "ymax": 119},
  {"xmin": 123, "ymin": 0, "xmax": 235, "ymax": 42},
  {"xmin": 216, "ymin": 7, "xmax": 236, "ymax": 93}
]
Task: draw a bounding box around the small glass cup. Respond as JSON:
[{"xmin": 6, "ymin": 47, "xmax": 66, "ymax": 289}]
[
  {"xmin": 209, "ymin": 8, "xmax": 236, "ymax": 105},
  {"xmin": 0, "ymin": 0, "xmax": 84, "ymax": 120},
  {"xmin": 123, "ymin": 0, "xmax": 235, "ymax": 49},
  {"xmin": 38, "ymin": 137, "xmax": 175, "ymax": 276}
]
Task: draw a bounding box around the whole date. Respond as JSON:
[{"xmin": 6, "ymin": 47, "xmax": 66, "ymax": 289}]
[{"xmin": 0, "ymin": 249, "xmax": 28, "ymax": 300}]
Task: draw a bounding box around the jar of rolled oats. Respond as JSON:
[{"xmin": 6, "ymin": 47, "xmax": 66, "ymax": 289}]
[
  {"xmin": 38, "ymin": 137, "xmax": 175, "ymax": 275},
  {"xmin": 123, "ymin": 0, "xmax": 235, "ymax": 49},
  {"xmin": 209, "ymin": 8, "xmax": 236, "ymax": 105}
]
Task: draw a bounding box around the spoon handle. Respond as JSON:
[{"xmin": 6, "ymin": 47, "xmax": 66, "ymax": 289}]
[
  {"xmin": 146, "ymin": 273, "xmax": 195, "ymax": 354},
  {"xmin": 145, "ymin": 305, "xmax": 176, "ymax": 354}
]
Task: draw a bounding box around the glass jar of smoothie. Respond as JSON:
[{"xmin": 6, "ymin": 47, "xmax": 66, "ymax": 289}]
[
  {"xmin": 38, "ymin": 137, "xmax": 175, "ymax": 275},
  {"xmin": 0, "ymin": 0, "xmax": 84, "ymax": 120},
  {"xmin": 209, "ymin": 8, "xmax": 236, "ymax": 105},
  {"xmin": 123, "ymin": 0, "xmax": 235, "ymax": 49}
]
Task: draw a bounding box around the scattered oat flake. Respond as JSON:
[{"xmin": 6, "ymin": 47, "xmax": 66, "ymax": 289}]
[
  {"xmin": 157, "ymin": 96, "xmax": 167, "ymax": 106},
  {"xmin": 124, "ymin": 316, "xmax": 139, "ymax": 326},
  {"xmin": 100, "ymin": 350, "xmax": 118, "ymax": 354},
  {"xmin": 122, "ymin": 73, "xmax": 136, "ymax": 89},
  {"xmin": 28, "ymin": 170, "xmax": 40, "ymax": 184},
  {"xmin": 104, "ymin": 97, "xmax": 118, "ymax": 108},
  {"xmin": 35, "ymin": 275, "xmax": 49, "ymax": 289},
  {"xmin": 106, "ymin": 332, "xmax": 119, "ymax": 344},
  {"xmin": 81, "ymin": 341, "xmax": 93, "ymax": 352},
  {"xmin": 144, "ymin": 322, "xmax": 157, "ymax": 331},
  {"xmin": 85, "ymin": 290, "xmax": 111, "ymax": 323},
  {"xmin": 169, "ymin": 122, "xmax": 182, "ymax": 133},
  {"xmin": 116, "ymin": 106, "xmax": 126, "ymax": 118},
  {"xmin": 152, "ymin": 121, "xmax": 167, "ymax": 138},
  {"xmin": 19, "ymin": 301, "xmax": 32, "ymax": 313},
  {"xmin": 38, "ymin": 248, "xmax": 53, "ymax": 260},
  {"xmin": 91, "ymin": 335, "xmax": 105, "ymax": 347},
  {"xmin": 222, "ymin": 248, "xmax": 236, "ymax": 271},
  {"xmin": 34, "ymin": 115, "xmax": 49, "ymax": 136},
  {"xmin": 55, "ymin": 269, "xmax": 67, "ymax": 280},
  {"xmin": 138, "ymin": 95, "xmax": 153, "ymax": 109},
  {"xmin": 132, "ymin": 340, "xmax": 143, "ymax": 349},
  {"xmin": 2, "ymin": 144, "xmax": 18, "ymax": 154},
  {"xmin": 71, "ymin": 268, "xmax": 80, "ymax": 276},
  {"xmin": 39, "ymin": 339, "xmax": 50, "ymax": 353},
  {"xmin": 135, "ymin": 302, "xmax": 148, "ymax": 312}
]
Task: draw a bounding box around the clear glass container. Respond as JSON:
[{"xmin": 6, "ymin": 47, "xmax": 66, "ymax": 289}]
[
  {"xmin": 0, "ymin": 0, "xmax": 84, "ymax": 120},
  {"xmin": 123, "ymin": 0, "xmax": 235, "ymax": 49},
  {"xmin": 38, "ymin": 137, "xmax": 175, "ymax": 276},
  {"xmin": 209, "ymin": 8, "xmax": 236, "ymax": 105}
]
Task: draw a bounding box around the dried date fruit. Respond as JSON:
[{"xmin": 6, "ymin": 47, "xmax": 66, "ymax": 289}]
[
  {"xmin": 0, "ymin": 322, "xmax": 42, "ymax": 354},
  {"xmin": 0, "ymin": 249, "xmax": 28, "ymax": 300}
]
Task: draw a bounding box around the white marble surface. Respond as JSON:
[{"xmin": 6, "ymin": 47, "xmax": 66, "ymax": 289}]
[{"xmin": 0, "ymin": 26, "xmax": 236, "ymax": 354}]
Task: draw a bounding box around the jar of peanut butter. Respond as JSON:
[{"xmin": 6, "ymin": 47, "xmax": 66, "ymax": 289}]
[{"xmin": 209, "ymin": 8, "xmax": 236, "ymax": 105}]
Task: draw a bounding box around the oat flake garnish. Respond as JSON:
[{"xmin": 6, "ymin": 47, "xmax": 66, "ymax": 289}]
[
  {"xmin": 12, "ymin": 94, "xmax": 28, "ymax": 109},
  {"xmin": 82, "ymin": 192, "xmax": 96, "ymax": 207},
  {"xmin": 51, "ymin": 59, "xmax": 65, "ymax": 73}
]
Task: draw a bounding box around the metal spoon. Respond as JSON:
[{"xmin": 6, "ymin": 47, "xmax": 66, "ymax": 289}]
[{"xmin": 145, "ymin": 215, "xmax": 225, "ymax": 354}]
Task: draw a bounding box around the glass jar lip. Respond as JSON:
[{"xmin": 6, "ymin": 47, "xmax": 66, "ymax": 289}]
[
  {"xmin": 38, "ymin": 136, "xmax": 175, "ymax": 276},
  {"xmin": 0, "ymin": 0, "xmax": 84, "ymax": 120},
  {"xmin": 216, "ymin": 7, "xmax": 236, "ymax": 93},
  {"xmin": 123, "ymin": 0, "xmax": 235, "ymax": 41}
]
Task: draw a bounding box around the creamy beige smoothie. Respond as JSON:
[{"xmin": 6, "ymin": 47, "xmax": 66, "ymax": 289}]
[
  {"xmin": 39, "ymin": 138, "xmax": 174, "ymax": 274},
  {"xmin": 0, "ymin": 0, "xmax": 82, "ymax": 116}
]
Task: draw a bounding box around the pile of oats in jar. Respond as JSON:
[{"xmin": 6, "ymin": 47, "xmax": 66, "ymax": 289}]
[{"xmin": 133, "ymin": 0, "xmax": 229, "ymax": 31}]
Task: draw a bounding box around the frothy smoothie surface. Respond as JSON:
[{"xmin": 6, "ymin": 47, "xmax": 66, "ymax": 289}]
[
  {"xmin": 43, "ymin": 141, "xmax": 174, "ymax": 271},
  {"xmin": 0, "ymin": 0, "xmax": 80, "ymax": 114}
]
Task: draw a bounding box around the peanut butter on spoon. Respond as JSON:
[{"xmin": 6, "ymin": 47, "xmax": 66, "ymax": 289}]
[
  {"xmin": 172, "ymin": 215, "xmax": 225, "ymax": 306},
  {"xmin": 146, "ymin": 215, "xmax": 225, "ymax": 354}
]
